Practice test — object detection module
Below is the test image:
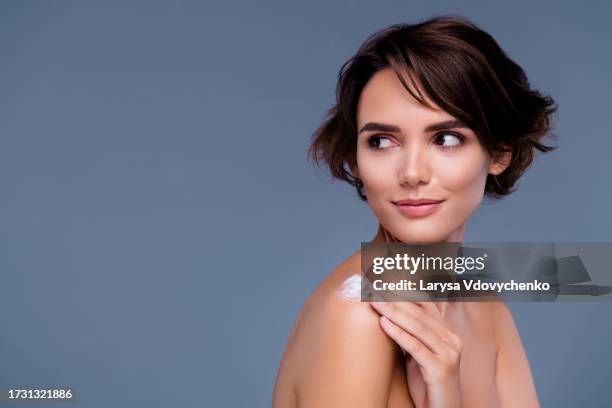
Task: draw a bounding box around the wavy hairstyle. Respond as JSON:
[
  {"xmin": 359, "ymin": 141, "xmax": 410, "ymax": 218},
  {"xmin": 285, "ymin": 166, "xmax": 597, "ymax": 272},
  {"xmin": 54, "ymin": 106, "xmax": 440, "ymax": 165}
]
[{"xmin": 308, "ymin": 14, "xmax": 558, "ymax": 201}]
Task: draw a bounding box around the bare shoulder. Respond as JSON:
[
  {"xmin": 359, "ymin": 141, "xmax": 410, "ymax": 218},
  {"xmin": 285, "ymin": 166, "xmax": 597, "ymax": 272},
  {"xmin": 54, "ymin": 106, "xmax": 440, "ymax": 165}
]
[
  {"xmin": 460, "ymin": 297, "xmax": 521, "ymax": 354},
  {"xmin": 488, "ymin": 300, "xmax": 540, "ymax": 406},
  {"xmin": 461, "ymin": 295, "xmax": 509, "ymax": 334},
  {"xmin": 287, "ymin": 249, "xmax": 400, "ymax": 407},
  {"xmin": 481, "ymin": 298, "xmax": 516, "ymax": 348}
]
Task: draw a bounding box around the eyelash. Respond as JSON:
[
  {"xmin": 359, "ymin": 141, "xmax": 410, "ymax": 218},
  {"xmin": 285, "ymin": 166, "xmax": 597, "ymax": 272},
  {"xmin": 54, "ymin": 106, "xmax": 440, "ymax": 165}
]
[{"xmin": 366, "ymin": 132, "xmax": 467, "ymax": 151}]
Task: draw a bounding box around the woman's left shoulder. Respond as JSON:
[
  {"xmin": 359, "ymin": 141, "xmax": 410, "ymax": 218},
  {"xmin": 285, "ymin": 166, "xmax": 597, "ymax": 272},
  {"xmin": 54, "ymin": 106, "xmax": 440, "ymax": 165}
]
[
  {"xmin": 461, "ymin": 298, "xmax": 509, "ymax": 336},
  {"xmin": 467, "ymin": 299, "xmax": 516, "ymax": 348}
]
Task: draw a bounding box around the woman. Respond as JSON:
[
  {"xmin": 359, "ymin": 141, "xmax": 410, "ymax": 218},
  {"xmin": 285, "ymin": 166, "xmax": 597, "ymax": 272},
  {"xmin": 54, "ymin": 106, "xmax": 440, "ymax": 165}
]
[{"xmin": 273, "ymin": 14, "xmax": 557, "ymax": 407}]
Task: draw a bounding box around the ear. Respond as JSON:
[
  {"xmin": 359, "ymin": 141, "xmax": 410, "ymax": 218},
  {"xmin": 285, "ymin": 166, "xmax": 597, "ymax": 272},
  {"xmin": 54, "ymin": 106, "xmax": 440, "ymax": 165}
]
[
  {"xmin": 489, "ymin": 150, "xmax": 512, "ymax": 176},
  {"xmin": 349, "ymin": 162, "xmax": 360, "ymax": 180}
]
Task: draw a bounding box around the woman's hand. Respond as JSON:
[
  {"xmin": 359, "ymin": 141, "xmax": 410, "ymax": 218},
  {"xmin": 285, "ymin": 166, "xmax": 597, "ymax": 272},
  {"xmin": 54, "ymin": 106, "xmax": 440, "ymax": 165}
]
[{"xmin": 370, "ymin": 299, "xmax": 463, "ymax": 408}]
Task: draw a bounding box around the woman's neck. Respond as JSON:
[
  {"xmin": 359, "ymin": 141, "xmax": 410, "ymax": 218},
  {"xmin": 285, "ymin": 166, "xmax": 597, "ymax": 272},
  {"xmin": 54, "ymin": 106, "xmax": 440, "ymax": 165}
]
[
  {"xmin": 369, "ymin": 222, "xmax": 464, "ymax": 318},
  {"xmin": 370, "ymin": 222, "xmax": 466, "ymax": 244}
]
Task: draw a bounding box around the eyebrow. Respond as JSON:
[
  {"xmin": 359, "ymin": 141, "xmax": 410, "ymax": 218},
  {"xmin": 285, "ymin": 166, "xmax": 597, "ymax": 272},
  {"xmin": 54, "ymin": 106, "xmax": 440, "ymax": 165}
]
[{"xmin": 358, "ymin": 119, "xmax": 470, "ymax": 134}]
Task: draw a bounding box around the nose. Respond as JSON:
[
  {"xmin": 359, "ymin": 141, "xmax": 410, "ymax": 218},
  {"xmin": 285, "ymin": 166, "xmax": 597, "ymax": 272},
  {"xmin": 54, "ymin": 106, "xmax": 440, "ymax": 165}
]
[{"xmin": 399, "ymin": 142, "xmax": 431, "ymax": 188}]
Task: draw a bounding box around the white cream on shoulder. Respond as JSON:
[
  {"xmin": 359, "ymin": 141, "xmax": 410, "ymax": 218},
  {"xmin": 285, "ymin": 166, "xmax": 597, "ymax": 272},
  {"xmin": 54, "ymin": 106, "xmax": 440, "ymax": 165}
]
[{"xmin": 337, "ymin": 274, "xmax": 363, "ymax": 302}]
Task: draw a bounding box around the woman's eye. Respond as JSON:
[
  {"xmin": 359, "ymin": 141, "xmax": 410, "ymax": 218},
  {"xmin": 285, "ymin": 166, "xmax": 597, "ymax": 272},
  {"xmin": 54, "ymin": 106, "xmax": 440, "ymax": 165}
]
[
  {"xmin": 367, "ymin": 135, "xmax": 394, "ymax": 150},
  {"xmin": 434, "ymin": 133, "xmax": 464, "ymax": 148}
]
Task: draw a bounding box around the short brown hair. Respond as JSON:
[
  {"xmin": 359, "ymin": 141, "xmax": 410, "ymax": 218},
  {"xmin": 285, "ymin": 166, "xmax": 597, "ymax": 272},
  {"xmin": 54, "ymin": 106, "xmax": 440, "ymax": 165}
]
[{"xmin": 307, "ymin": 14, "xmax": 558, "ymax": 201}]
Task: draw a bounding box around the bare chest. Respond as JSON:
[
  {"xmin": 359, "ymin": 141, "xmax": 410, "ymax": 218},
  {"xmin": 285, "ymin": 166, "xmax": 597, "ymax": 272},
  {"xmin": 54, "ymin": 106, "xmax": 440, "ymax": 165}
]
[{"xmin": 388, "ymin": 302, "xmax": 501, "ymax": 408}]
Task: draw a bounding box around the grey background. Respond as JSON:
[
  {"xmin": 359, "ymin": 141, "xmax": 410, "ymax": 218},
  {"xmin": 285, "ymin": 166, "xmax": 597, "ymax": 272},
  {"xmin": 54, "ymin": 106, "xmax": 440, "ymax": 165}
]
[{"xmin": 1, "ymin": 0, "xmax": 610, "ymax": 407}]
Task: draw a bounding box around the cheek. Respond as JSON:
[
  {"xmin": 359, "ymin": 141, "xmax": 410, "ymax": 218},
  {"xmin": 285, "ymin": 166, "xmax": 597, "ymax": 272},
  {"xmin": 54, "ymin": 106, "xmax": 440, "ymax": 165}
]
[
  {"xmin": 356, "ymin": 150, "xmax": 396, "ymax": 194},
  {"xmin": 434, "ymin": 151, "xmax": 489, "ymax": 207}
]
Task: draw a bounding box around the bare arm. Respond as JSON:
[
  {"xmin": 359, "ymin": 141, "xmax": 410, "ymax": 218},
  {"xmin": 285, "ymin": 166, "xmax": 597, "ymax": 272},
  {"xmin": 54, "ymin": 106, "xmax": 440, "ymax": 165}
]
[
  {"xmin": 494, "ymin": 302, "xmax": 540, "ymax": 408},
  {"xmin": 294, "ymin": 295, "xmax": 399, "ymax": 407}
]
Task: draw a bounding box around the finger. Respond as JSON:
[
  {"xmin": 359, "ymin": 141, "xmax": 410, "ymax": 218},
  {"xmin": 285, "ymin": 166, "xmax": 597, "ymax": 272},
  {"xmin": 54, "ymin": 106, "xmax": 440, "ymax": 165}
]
[
  {"xmin": 410, "ymin": 301, "xmax": 463, "ymax": 350},
  {"xmin": 410, "ymin": 301, "xmax": 454, "ymax": 333},
  {"xmin": 372, "ymin": 301, "xmax": 452, "ymax": 356},
  {"xmin": 395, "ymin": 300, "xmax": 460, "ymax": 348},
  {"xmin": 388, "ymin": 290, "xmax": 452, "ymax": 330},
  {"xmin": 371, "ymin": 301, "xmax": 453, "ymax": 344},
  {"xmin": 398, "ymin": 291, "xmax": 443, "ymax": 318},
  {"xmin": 379, "ymin": 315, "xmax": 437, "ymax": 369},
  {"xmin": 413, "ymin": 300, "xmax": 443, "ymax": 319},
  {"xmin": 375, "ymin": 300, "xmax": 463, "ymax": 354}
]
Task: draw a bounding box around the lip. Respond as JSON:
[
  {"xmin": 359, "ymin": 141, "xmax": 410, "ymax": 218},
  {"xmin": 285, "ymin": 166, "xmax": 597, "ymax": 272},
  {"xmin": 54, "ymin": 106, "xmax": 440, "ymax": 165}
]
[
  {"xmin": 392, "ymin": 199, "xmax": 444, "ymax": 218},
  {"xmin": 393, "ymin": 198, "xmax": 443, "ymax": 205}
]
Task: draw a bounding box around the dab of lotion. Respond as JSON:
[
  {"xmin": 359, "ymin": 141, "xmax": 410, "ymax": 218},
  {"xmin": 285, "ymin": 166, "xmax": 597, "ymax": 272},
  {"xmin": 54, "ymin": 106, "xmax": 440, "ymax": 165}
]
[{"xmin": 337, "ymin": 274, "xmax": 362, "ymax": 302}]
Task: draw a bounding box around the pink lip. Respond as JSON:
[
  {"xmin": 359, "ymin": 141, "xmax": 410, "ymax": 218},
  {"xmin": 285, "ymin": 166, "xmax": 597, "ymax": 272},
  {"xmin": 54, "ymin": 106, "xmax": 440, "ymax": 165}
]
[{"xmin": 393, "ymin": 200, "xmax": 444, "ymax": 217}]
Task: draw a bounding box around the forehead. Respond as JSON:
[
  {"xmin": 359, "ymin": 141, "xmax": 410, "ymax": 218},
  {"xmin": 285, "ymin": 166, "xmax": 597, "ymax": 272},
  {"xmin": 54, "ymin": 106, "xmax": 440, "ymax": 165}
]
[{"xmin": 356, "ymin": 68, "xmax": 454, "ymax": 128}]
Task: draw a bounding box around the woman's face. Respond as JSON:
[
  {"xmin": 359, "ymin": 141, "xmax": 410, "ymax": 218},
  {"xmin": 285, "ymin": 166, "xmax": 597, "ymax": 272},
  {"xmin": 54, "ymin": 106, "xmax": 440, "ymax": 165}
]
[{"xmin": 352, "ymin": 68, "xmax": 509, "ymax": 243}]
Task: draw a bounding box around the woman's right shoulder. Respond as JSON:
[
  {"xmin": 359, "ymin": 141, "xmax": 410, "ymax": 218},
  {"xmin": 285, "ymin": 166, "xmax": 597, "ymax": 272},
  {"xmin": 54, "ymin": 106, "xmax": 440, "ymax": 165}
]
[
  {"xmin": 287, "ymin": 250, "xmax": 400, "ymax": 406},
  {"xmin": 297, "ymin": 248, "xmax": 372, "ymax": 331}
]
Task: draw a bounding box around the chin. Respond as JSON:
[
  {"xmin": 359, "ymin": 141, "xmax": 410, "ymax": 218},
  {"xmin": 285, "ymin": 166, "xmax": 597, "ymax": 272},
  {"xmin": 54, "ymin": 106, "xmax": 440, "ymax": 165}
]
[
  {"xmin": 396, "ymin": 234, "xmax": 448, "ymax": 244},
  {"xmin": 385, "ymin": 224, "xmax": 451, "ymax": 244}
]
